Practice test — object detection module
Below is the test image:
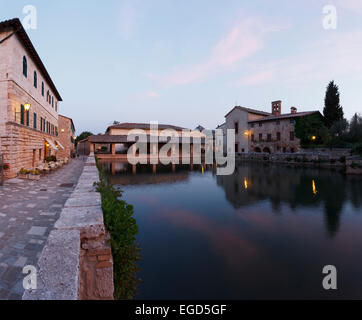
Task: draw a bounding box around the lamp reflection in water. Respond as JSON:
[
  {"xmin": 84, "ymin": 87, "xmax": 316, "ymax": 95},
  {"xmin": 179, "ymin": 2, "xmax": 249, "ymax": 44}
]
[
  {"xmin": 312, "ymin": 180, "xmax": 318, "ymax": 196},
  {"xmin": 244, "ymin": 178, "xmax": 248, "ymax": 189}
]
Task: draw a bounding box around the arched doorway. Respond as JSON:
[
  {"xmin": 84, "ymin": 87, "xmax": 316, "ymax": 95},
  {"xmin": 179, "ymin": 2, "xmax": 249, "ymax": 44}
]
[{"xmin": 263, "ymin": 147, "xmax": 271, "ymax": 154}]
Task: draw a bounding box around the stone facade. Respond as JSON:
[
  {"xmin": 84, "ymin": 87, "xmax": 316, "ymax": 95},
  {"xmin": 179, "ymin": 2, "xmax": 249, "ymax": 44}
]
[
  {"xmin": 223, "ymin": 106, "xmax": 271, "ymax": 154},
  {"xmin": 249, "ymin": 116, "xmax": 300, "ymax": 153},
  {"xmin": 58, "ymin": 115, "xmax": 75, "ymax": 159},
  {"xmin": 0, "ymin": 19, "xmax": 74, "ymax": 178},
  {"xmin": 222, "ymin": 102, "xmax": 321, "ymax": 154}
]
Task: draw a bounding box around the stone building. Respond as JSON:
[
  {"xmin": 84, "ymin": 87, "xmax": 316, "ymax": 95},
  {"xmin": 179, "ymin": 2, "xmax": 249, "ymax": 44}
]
[
  {"xmin": 248, "ymin": 102, "xmax": 320, "ymax": 154},
  {"xmin": 58, "ymin": 115, "xmax": 76, "ymax": 159},
  {"xmin": 0, "ymin": 18, "xmax": 68, "ymax": 178},
  {"xmin": 223, "ymin": 106, "xmax": 271, "ymax": 154},
  {"xmin": 221, "ymin": 101, "xmax": 321, "ymax": 154}
]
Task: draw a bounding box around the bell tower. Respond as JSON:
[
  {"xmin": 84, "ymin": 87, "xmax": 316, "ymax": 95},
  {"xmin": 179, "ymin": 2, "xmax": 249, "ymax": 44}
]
[{"xmin": 272, "ymin": 100, "xmax": 282, "ymax": 116}]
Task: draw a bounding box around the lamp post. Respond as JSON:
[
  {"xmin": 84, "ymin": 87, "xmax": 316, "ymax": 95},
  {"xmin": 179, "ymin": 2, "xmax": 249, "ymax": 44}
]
[{"xmin": 24, "ymin": 103, "xmax": 31, "ymax": 111}]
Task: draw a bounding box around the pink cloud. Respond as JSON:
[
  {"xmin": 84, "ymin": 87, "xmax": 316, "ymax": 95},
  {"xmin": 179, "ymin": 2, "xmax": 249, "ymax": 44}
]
[
  {"xmin": 151, "ymin": 19, "xmax": 283, "ymax": 86},
  {"xmin": 234, "ymin": 69, "xmax": 275, "ymax": 86},
  {"xmin": 233, "ymin": 30, "xmax": 362, "ymax": 86}
]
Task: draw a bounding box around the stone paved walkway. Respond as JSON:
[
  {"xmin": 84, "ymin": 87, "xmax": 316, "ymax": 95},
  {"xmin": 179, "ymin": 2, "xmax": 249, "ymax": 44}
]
[{"xmin": 0, "ymin": 159, "xmax": 84, "ymax": 300}]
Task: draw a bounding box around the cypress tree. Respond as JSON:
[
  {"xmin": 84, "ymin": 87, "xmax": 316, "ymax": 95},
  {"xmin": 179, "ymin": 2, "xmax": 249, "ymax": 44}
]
[{"xmin": 323, "ymin": 81, "xmax": 344, "ymax": 127}]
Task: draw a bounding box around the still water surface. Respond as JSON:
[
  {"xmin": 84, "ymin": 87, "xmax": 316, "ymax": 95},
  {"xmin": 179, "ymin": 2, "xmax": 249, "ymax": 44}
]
[{"xmin": 102, "ymin": 161, "xmax": 362, "ymax": 299}]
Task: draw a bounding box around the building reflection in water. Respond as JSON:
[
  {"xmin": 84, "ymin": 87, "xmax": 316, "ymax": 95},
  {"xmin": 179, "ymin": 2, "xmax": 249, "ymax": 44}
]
[{"xmin": 100, "ymin": 160, "xmax": 362, "ymax": 237}]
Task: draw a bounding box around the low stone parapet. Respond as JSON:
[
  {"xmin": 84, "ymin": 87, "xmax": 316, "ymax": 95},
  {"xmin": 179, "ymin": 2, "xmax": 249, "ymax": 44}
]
[
  {"xmin": 346, "ymin": 157, "xmax": 362, "ymax": 175},
  {"xmin": 23, "ymin": 156, "xmax": 114, "ymax": 300}
]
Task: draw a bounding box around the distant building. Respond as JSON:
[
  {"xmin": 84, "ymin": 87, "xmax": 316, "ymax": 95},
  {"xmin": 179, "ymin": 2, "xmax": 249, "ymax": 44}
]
[
  {"xmin": 79, "ymin": 123, "xmax": 205, "ymax": 157},
  {"xmin": 248, "ymin": 102, "xmax": 321, "ymax": 154},
  {"xmin": 58, "ymin": 115, "xmax": 76, "ymax": 158},
  {"xmin": 0, "ymin": 18, "xmax": 74, "ymax": 178},
  {"xmin": 224, "ymin": 106, "xmax": 270, "ymax": 154},
  {"xmin": 221, "ymin": 101, "xmax": 321, "ymax": 154}
]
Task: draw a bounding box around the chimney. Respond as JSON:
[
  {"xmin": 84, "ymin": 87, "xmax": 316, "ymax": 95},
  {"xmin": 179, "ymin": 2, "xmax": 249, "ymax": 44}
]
[
  {"xmin": 291, "ymin": 107, "xmax": 297, "ymax": 114},
  {"xmin": 272, "ymin": 100, "xmax": 282, "ymax": 116}
]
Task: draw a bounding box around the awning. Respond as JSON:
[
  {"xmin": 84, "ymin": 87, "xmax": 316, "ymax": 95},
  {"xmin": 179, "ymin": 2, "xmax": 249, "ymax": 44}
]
[
  {"xmin": 55, "ymin": 140, "xmax": 65, "ymax": 150},
  {"xmin": 44, "ymin": 138, "xmax": 58, "ymax": 151}
]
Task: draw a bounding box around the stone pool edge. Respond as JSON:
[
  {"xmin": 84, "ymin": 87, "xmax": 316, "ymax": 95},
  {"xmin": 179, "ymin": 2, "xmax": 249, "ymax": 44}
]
[{"xmin": 23, "ymin": 154, "xmax": 114, "ymax": 300}]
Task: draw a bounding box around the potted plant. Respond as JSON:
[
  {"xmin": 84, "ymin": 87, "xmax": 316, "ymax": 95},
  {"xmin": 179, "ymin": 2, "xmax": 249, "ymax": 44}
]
[
  {"xmin": 29, "ymin": 169, "xmax": 41, "ymax": 181},
  {"xmin": 18, "ymin": 168, "xmax": 30, "ymax": 179},
  {"xmin": 2, "ymin": 163, "xmax": 10, "ymax": 170}
]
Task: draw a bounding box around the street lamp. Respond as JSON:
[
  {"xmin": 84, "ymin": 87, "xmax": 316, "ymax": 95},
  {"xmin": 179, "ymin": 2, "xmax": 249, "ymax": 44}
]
[
  {"xmin": 24, "ymin": 103, "xmax": 31, "ymax": 111},
  {"xmin": 311, "ymin": 136, "xmax": 316, "ymax": 141}
]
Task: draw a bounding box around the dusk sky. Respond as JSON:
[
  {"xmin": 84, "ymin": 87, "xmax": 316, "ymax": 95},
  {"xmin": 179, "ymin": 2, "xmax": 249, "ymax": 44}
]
[{"xmin": 2, "ymin": 0, "xmax": 362, "ymax": 134}]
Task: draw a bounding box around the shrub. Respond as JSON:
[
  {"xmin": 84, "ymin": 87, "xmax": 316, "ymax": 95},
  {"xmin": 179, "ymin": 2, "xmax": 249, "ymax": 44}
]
[
  {"xmin": 95, "ymin": 158, "xmax": 141, "ymax": 300},
  {"xmin": 45, "ymin": 155, "xmax": 57, "ymax": 163},
  {"xmin": 3, "ymin": 163, "xmax": 10, "ymax": 170},
  {"xmin": 351, "ymin": 143, "xmax": 362, "ymax": 157},
  {"xmin": 30, "ymin": 169, "xmax": 40, "ymax": 175},
  {"xmin": 19, "ymin": 168, "xmax": 29, "ymax": 174}
]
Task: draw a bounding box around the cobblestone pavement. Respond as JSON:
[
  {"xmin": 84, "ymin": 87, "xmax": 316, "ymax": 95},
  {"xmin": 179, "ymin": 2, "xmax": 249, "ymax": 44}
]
[{"xmin": 0, "ymin": 159, "xmax": 85, "ymax": 300}]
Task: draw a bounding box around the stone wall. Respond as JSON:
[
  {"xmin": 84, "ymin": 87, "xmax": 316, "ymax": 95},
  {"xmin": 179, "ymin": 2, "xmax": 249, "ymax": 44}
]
[
  {"xmin": 346, "ymin": 156, "xmax": 362, "ymax": 175},
  {"xmin": 23, "ymin": 155, "xmax": 114, "ymax": 300},
  {"xmin": 249, "ymin": 118, "xmax": 300, "ymax": 153},
  {"xmin": 1, "ymin": 122, "xmax": 58, "ymax": 178},
  {"xmin": 58, "ymin": 115, "xmax": 75, "ymax": 159}
]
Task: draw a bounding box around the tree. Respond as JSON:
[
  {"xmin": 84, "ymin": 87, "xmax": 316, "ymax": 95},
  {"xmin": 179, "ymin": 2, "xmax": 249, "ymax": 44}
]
[
  {"xmin": 113, "ymin": 121, "xmax": 120, "ymax": 125},
  {"xmin": 323, "ymin": 81, "xmax": 344, "ymax": 127},
  {"xmin": 330, "ymin": 118, "xmax": 349, "ymax": 138},
  {"xmin": 348, "ymin": 113, "xmax": 362, "ymax": 142},
  {"xmin": 295, "ymin": 113, "xmax": 328, "ymax": 146},
  {"xmin": 75, "ymin": 131, "xmax": 93, "ymax": 146}
]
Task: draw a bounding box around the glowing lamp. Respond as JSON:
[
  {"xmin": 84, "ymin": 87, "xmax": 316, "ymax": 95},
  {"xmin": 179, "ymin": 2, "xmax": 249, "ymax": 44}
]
[
  {"xmin": 311, "ymin": 136, "xmax": 316, "ymax": 141},
  {"xmin": 24, "ymin": 103, "xmax": 31, "ymax": 111}
]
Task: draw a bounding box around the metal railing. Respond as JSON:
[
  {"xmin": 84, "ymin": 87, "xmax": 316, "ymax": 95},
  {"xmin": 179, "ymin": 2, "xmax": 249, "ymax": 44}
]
[{"xmin": 0, "ymin": 154, "xmax": 4, "ymax": 186}]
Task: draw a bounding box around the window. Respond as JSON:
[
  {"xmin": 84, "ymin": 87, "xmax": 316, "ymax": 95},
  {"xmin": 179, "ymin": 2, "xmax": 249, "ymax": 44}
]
[
  {"xmin": 26, "ymin": 110, "xmax": 29, "ymax": 127},
  {"xmin": 52, "ymin": 97, "xmax": 54, "ymax": 108},
  {"xmin": 40, "ymin": 117, "xmax": 43, "ymax": 131},
  {"xmin": 55, "ymin": 102, "xmax": 58, "ymax": 112},
  {"xmin": 47, "ymin": 91, "xmax": 49, "ymax": 102},
  {"xmin": 34, "ymin": 71, "xmax": 37, "ymax": 88},
  {"xmin": 277, "ymin": 132, "xmax": 281, "ymax": 141},
  {"xmin": 235, "ymin": 143, "xmax": 238, "ymax": 153},
  {"xmin": 276, "ymin": 121, "xmax": 281, "ymax": 125},
  {"xmin": 251, "ymin": 134, "xmax": 255, "ymax": 142},
  {"xmin": 290, "ymin": 131, "xmax": 295, "ymax": 141},
  {"xmin": 259, "ymin": 123, "xmax": 263, "ymax": 127},
  {"xmin": 33, "ymin": 112, "xmax": 37, "ymax": 129},
  {"xmin": 20, "ymin": 104, "xmax": 24, "ymax": 125},
  {"xmin": 290, "ymin": 119, "xmax": 295, "ymax": 124},
  {"xmin": 267, "ymin": 134, "xmax": 272, "ymax": 142},
  {"xmin": 242, "ymin": 148, "xmax": 245, "ymax": 153},
  {"xmin": 234, "ymin": 122, "xmax": 239, "ymax": 134},
  {"xmin": 23, "ymin": 56, "xmax": 27, "ymax": 77},
  {"xmin": 251, "ymin": 123, "xmax": 255, "ymax": 128},
  {"xmin": 259, "ymin": 133, "xmax": 263, "ymax": 141},
  {"xmin": 277, "ymin": 145, "xmax": 281, "ymax": 151},
  {"xmin": 42, "ymin": 82, "xmax": 44, "ymax": 96}
]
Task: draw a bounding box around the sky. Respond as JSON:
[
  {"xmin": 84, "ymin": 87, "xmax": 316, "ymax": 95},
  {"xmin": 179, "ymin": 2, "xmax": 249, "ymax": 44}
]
[{"xmin": 2, "ymin": 0, "xmax": 362, "ymax": 134}]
